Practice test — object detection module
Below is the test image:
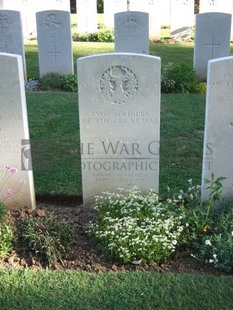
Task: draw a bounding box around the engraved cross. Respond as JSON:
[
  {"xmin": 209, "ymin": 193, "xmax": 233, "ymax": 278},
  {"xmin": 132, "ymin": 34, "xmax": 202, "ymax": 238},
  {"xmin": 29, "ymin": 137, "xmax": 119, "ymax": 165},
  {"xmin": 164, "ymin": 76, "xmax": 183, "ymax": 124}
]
[
  {"xmin": 48, "ymin": 45, "xmax": 61, "ymax": 67},
  {"xmin": 205, "ymin": 35, "xmax": 220, "ymax": 58}
]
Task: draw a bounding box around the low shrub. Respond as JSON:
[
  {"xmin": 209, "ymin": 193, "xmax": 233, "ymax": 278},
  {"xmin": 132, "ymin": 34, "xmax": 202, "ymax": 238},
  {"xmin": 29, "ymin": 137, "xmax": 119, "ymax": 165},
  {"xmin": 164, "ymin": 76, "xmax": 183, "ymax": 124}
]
[
  {"xmin": 97, "ymin": 27, "xmax": 114, "ymax": 42},
  {"xmin": 89, "ymin": 188, "xmax": 184, "ymax": 264},
  {"xmin": 39, "ymin": 72, "xmax": 63, "ymax": 90},
  {"xmin": 0, "ymin": 165, "xmax": 21, "ymax": 258},
  {"xmin": 39, "ymin": 73, "xmax": 78, "ymax": 92},
  {"xmin": 61, "ymin": 74, "xmax": 78, "ymax": 92},
  {"xmin": 196, "ymin": 205, "xmax": 233, "ymax": 273},
  {"xmin": 18, "ymin": 212, "xmax": 75, "ymax": 266},
  {"xmin": 161, "ymin": 62, "xmax": 204, "ymax": 94},
  {"xmin": 89, "ymin": 174, "xmax": 230, "ymax": 268},
  {"xmin": 72, "ymin": 27, "xmax": 114, "ymax": 43}
]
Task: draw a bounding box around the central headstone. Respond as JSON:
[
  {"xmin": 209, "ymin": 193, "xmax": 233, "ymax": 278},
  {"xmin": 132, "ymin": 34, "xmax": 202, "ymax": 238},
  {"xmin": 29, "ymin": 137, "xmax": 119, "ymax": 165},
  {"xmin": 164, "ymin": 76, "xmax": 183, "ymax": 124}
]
[
  {"xmin": 0, "ymin": 53, "xmax": 35, "ymax": 210},
  {"xmin": 78, "ymin": 53, "xmax": 161, "ymax": 205},
  {"xmin": 202, "ymin": 56, "xmax": 233, "ymax": 202},
  {"xmin": 36, "ymin": 10, "xmax": 74, "ymax": 77},
  {"xmin": 114, "ymin": 11, "xmax": 149, "ymax": 54}
]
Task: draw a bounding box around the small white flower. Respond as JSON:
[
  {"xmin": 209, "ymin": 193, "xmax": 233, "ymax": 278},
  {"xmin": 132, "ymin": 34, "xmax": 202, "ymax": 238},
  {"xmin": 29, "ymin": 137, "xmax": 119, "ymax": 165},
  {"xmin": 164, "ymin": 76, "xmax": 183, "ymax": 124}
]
[
  {"xmin": 231, "ymin": 231, "xmax": 233, "ymax": 236},
  {"xmin": 178, "ymin": 194, "xmax": 183, "ymax": 200},
  {"xmin": 213, "ymin": 254, "xmax": 218, "ymax": 262},
  {"xmin": 205, "ymin": 240, "xmax": 212, "ymax": 246},
  {"xmin": 209, "ymin": 259, "xmax": 214, "ymax": 263}
]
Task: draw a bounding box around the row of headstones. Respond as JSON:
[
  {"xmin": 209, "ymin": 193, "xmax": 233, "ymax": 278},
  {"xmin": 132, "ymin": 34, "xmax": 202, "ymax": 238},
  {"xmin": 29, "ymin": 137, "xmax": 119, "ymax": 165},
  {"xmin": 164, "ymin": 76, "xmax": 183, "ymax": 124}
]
[
  {"xmin": 0, "ymin": 8, "xmax": 232, "ymax": 81},
  {"xmin": 81, "ymin": 0, "xmax": 233, "ymax": 41},
  {"xmin": 1, "ymin": 0, "xmax": 233, "ymax": 40},
  {"xmin": 1, "ymin": 51, "xmax": 233, "ymax": 209},
  {"xmin": 0, "ymin": 10, "xmax": 73, "ymax": 78},
  {"xmin": 116, "ymin": 11, "xmax": 232, "ymax": 81}
]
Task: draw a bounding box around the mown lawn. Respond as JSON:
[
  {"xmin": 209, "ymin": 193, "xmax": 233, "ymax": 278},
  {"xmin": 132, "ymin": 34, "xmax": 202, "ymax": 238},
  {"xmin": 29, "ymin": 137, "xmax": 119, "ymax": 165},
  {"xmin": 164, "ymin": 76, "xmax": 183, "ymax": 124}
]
[{"xmin": 0, "ymin": 270, "xmax": 233, "ymax": 310}]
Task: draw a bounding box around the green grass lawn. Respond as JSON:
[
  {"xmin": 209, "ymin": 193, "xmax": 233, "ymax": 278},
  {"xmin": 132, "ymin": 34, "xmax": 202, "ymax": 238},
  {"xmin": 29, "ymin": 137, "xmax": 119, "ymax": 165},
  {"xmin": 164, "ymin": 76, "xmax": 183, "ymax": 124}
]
[
  {"xmin": 24, "ymin": 41, "xmax": 206, "ymax": 197},
  {"xmin": 27, "ymin": 92, "xmax": 205, "ymax": 197},
  {"xmin": 0, "ymin": 270, "xmax": 232, "ymax": 310},
  {"xmin": 2, "ymin": 42, "xmax": 233, "ymax": 309}
]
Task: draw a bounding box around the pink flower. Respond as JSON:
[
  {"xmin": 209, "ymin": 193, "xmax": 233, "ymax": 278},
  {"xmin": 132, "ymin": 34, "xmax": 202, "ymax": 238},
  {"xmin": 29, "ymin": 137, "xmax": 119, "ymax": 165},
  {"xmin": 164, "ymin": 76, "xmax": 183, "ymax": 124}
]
[
  {"xmin": 10, "ymin": 168, "xmax": 18, "ymax": 174},
  {"xmin": 5, "ymin": 165, "xmax": 11, "ymax": 170},
  {"xmin": 7, "ymin": 188, "xmax": 14, "ymax": 196}
]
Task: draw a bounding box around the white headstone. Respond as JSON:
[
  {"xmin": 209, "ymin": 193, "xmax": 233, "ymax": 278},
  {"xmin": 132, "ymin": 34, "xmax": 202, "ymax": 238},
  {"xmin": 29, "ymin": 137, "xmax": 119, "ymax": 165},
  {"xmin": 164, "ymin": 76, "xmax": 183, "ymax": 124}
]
[
  {"xmin": 202, "ymin": 56, "xmax": 233, "ymax": 201},
  {"xmin": 1, "ymin": 0, "xmax": 37, "ymax": 39},
  {"xmin": 0, "ymin": 53, "xmax": 35, "ymax": 210},
  {"xmin": 76, "ymin": 0, "xmax": 97, "ymax": 33},
  {"xmin": 1, "ymin": 0, "xmax": 70, "ymax": 38},
  {"xmin": 114, "ymin": 11, "xmax": 149, "ymax": 54},
  {"xmin": 170, "ymin": 0, "xmax": 194, "ymax": 40},
  {"xmin": 36, "ymin": 10, "xmax": 74, "ymax": 77},
  {"xmin": 199, "ymin": 0, "xmax": 233, "ymax": 41},
  {"xmin": 194, "ymin": 13, "xmax": 231, "ymax": 81},
  {"xmin": 78, "ymin": 53, "xmax": 161, "ymax": 206},
  {"xmin": 0, "ymin": 10, "xmax": 27, "ymax": 78},
  {"xmin": 129, "ymin": 0, "xmax": 162, "ymax": 41},
  {"xmin": 104, "ymin": 0, "xmax": 127, "ymax": 28}
]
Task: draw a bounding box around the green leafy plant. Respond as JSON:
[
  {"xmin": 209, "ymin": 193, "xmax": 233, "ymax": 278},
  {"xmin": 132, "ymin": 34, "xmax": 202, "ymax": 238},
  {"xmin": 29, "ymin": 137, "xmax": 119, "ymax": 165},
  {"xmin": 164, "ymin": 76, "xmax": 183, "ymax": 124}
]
[
  {"xmin": 72, "ymin": 27, "xmax": 114, "ymax": 43},
  {"xmin": 0, "ymin": 202, "xmax": 14, "ymax": 257},
  {"xmin": 161, "ymin": 62, "xmax": 176, "ymax": 93},
  {"xmin": 0, "ymin": 165, "xmax": 24, "ymax": 258},
  {"xmin": 39, "ymin": 72, "xmax": 63, "ymax": 90},
  {"xmin": 173, "ymin": 175, "xmax": 225, "ymax": 246},
  {"xmin": 89, "ymin": 188, "xmax": 184, "ymax": 264},
  {"xmin": 97, "ymin": 27, "xmax": 114, "ymax": 42},
  {"xmin": 161, "ymin": 62, "xmax": 202, "ymax": 93},
  {"xmin": 61, "ymin": 74, "xmax": 78, "ymax": 92},
  {"xmin": 18, "ymin": 212, "xmax": 75, "ymax": 266},
  {"xmin": 196, "ymin": 205, "xmax": 233, "ymax": 273}
]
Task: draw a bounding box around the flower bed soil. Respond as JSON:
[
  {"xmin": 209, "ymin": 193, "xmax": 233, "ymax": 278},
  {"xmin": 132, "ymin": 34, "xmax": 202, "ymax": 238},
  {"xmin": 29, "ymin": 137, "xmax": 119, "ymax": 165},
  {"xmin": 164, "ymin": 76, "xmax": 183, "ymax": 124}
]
[{"xmin": 0, "ymin": 197, "xmax": 230, "ymax": 275}]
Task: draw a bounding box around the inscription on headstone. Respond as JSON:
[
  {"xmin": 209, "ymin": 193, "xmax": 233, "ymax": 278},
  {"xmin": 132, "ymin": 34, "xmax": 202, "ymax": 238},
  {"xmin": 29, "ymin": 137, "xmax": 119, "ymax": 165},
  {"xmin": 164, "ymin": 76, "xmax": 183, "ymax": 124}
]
[
  {"xmin": 0, "ymin": 53, "xmax": 35, "ymax": 210},
  {"xmin": 36, "ymin": 10, "xmax": 74, "ymax": 77},
  {"xmin": 78, "ymin": 53, "xmax": 161, "ymax": 205}
]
